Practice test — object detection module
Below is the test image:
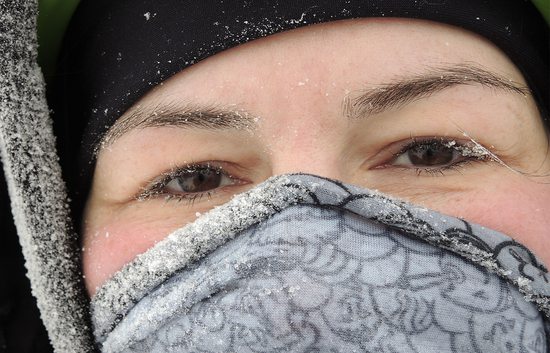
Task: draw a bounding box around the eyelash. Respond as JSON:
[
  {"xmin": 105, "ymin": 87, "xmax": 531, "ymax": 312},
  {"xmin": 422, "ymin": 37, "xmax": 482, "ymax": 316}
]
[
  {"xmin": 137, "ymin": 163, "xmax": 240, "ymax": 203},
  {"xmin": 137, "ymin": 137, "xmax": 494, "ymax": 204},
  {"xmin": 386, "ymin": 137, "xmax": 492, "ymax": 176},
  {"xmin": 163, "ymin": 190, "xmax": 215, "ymax": 204}
]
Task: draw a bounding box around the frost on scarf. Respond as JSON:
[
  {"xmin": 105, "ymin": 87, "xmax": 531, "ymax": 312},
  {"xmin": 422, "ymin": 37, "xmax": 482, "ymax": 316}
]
[
  {"xmin": 0, "ymin": 1, "xmax": 94, "ymax": 352},
  {"xmin": 91, "ymin": 174, "xmax": 550, "ymax": 352}
]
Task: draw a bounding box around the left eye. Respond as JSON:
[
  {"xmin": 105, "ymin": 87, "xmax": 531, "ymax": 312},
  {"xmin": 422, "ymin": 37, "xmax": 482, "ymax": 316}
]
[
  {"xmin": 392, "ymin": 141, "xmax": 464, "ymax": 168},
  {"xmin": 164, "ymin": 167, "xmax": 235, "ymax": 194}
]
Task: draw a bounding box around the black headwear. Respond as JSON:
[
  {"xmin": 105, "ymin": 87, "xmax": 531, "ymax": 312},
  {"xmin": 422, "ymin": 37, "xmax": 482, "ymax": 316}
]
[{"xmin": 50, "ymin": 0, "xmax": 549, "ymax": 219}]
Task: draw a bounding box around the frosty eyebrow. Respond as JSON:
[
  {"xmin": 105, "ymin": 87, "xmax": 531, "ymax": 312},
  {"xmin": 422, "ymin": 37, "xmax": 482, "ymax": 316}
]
[
  {"xmin": 101, "ymin": 104, "xmax": 257, "ymax": 147},
  {"xmin": 103, "ymin": 64, "xmax": 530, "ymax": 147},
  {"xmin": 343, "ymin": 64, "xmax": 530, "ymax": 119}
]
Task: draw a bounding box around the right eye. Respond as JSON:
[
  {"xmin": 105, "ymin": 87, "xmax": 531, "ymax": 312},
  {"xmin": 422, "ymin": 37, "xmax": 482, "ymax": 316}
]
[
  {"xmin": 392, "ymin": 140, "xmax": 463, "ymax": 168},
  {"xmin": 164, "ymin": 167, "xmax": 235, "ymax": 194},
  {"xmin": 139, "ymin": 163, "xmax": 245, "ymax": 202}
]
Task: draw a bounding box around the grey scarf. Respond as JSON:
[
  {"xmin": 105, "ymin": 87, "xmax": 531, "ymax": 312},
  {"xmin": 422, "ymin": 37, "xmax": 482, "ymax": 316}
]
[{"xmin": 90, "ymin": 174, "xmax": 550, "ymax": 353}]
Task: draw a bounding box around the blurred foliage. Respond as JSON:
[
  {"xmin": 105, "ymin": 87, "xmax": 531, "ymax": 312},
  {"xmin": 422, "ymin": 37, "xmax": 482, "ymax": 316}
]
[
  {"xmin": 532, "ymin": 0, "xmax": 550, "ymax": 24},
  {"xmin": 37, "ymin": 0, "xmax": 80, "ymax": 84}
]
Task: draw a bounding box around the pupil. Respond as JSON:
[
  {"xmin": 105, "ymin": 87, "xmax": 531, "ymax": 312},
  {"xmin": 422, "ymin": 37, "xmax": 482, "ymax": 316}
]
[
  {"xmin": 408, "ymin": 143, "xmax": 454, "ymax": 166},
  {"xmin": 177, "ymin": 169, "xmax": 222, "ymax": 192}
]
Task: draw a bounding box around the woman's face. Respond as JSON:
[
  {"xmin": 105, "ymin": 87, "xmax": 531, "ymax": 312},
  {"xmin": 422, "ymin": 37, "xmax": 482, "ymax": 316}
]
[{"xmin": 82, "ymin": 19, "xmax": 550, "ymax": 295}]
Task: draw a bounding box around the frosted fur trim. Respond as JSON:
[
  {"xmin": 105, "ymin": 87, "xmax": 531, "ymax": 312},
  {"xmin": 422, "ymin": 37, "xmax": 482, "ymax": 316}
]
[
  {"xmin": 0, "ymin": 1, "xmax": 94, "ymax": 352},
  {"xmin": 92, "ymin": 174, "xmax": 550, "ymax": 342}
]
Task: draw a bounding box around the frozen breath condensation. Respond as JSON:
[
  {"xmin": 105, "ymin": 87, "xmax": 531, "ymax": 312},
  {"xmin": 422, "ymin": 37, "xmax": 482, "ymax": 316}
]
[{"xmin": 0, "ymin": 1, "xmax": 94, "ymax": 352}]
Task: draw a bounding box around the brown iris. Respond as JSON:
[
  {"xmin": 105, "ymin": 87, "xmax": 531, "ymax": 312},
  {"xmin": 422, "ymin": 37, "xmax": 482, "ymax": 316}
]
[
  {"xmin": 407, "ymin": 143, "xmax": 455, "ymax": 166},
  {"xmin": 176, "ymin": 168, "xmax": 223, "ymax": 192}
]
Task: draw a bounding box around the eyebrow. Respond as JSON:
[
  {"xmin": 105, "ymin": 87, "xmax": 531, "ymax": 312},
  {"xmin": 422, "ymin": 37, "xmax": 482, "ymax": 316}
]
[
  {"xmin": 101, "ymin": 104, "xmax": 257, "ymax": 147},
  {"xmin": 343, "ymin": 64, "xmax": 530, "ymax": 119},
  {"xmin": 102, "ymin": 64, "xmax": 530, "ymax": 148}
]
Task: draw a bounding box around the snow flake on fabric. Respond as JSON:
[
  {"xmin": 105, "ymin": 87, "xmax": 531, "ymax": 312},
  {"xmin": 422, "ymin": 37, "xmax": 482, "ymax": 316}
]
[{"xmin": 91, "ymin": 174, "xmax": 549, "ymax": 353}]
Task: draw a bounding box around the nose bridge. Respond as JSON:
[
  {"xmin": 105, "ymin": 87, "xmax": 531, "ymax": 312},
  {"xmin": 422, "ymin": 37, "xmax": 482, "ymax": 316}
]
[
  {"xmin": 267, "ymin": 120, "xmax": 346, "ymax": 180},
  {"xmin": 254, "ymin": 59, "xmax": 347, "ymax": 180},
  {"xmin": 271, "ymin": 155, "xmax": 344, "ymax": 180}
]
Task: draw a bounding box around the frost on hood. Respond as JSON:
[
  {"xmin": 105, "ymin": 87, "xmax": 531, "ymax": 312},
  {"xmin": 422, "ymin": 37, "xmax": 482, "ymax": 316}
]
[{"xmin": 0, "ymin": 1, "xmax": 94, "ymax": 352}]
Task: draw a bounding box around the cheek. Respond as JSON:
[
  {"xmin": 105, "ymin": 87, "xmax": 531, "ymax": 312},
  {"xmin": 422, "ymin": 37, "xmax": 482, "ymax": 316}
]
[
  {"xmin": 82, "ymin": 179, "xmax": 550, "ymax": 295},
  {"xmin": 434, "ymin": 180, "xmax": 550, "ymax": 266},
  {"xmin": 82, "ymin": 222, "xmax": 176, "ymax": 296},
  {"xmin": 82, "ymin": 197, "xmax": 235, "ymax": 296}
]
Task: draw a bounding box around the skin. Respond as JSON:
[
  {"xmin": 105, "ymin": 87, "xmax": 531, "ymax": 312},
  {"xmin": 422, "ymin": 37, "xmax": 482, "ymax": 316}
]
[{"xmin": 82, "ymin": 19, "xmax": 550, "ymax": 296}]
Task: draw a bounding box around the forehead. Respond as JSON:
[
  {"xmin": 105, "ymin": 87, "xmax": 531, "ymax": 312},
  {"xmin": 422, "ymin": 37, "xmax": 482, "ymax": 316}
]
[
  {"xmin": 103, "ymin": 18, "xmax": 537, "ymax": 150},
  {"xmin": 136, "ymin": 18, "xmax": 525, "ymax": 104}
]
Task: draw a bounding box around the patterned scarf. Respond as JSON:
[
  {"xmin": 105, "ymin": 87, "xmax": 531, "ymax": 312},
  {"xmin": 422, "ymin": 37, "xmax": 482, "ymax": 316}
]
[{"xmin": 91, "ymin": 174, "xmax": 549, "ymax": 352}]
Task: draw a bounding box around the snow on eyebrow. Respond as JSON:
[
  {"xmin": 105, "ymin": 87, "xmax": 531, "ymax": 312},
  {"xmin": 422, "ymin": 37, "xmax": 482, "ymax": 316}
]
[
  {"xmin": 99, "ymin": 102, "xmax": 258, "ymax": 150},
  {"xmin": 343, "ymin": 64, "xmax": 530, "ymax": 119}
]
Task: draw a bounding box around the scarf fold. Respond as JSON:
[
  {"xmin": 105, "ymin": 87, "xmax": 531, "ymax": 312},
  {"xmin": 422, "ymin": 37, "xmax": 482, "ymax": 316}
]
[{"xmin": 91, "ymin": 174, "xmax": 550, "ymax": 353}]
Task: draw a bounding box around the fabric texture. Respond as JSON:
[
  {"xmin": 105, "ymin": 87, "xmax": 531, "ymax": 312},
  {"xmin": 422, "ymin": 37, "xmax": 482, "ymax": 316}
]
[
  {"xmin": 0, "ymin": 0, "xmax": 94, "ymax": 352},
  {"xmin": 0, "ymin": 163, "xmax": 52, "ymax": 353},
  {"xmin": 91, "ymin": 174, "xmax": 550, "ymax": 353}
]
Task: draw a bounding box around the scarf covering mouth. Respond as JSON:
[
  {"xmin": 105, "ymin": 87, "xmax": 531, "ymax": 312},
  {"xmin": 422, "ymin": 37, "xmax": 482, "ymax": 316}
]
[{"xmin": 90, "ymin": 174, "xmax": 550, "ymax": 353}]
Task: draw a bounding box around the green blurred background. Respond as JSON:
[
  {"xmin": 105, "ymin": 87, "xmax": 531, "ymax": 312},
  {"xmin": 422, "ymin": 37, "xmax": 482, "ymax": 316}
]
[
  {"xmin": 37, "ymin": 0, "xmax": 79, "ymax": 83},
  {"xmin": 533, "ymin": 0, "xmax": 550, "ymax": 23}
]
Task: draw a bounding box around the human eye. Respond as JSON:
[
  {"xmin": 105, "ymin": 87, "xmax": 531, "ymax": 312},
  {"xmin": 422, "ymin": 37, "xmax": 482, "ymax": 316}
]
[
  {"xmin": 382, "ymin": 137, "xmax": 492, "ymax": 175},
  {"xmin": 137, "ymin": 162, "xmax": 246, "ymax": 203}
]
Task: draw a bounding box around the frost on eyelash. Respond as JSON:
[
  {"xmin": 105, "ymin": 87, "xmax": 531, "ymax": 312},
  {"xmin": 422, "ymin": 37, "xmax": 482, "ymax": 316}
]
[
  {"xmin": 456, "ymin": 130, "xmax": 525, "ymax": 176},
  {"xmin": 443, "ymin": 140, "xmax": 493, "ymax": 159},
  {"xmin": 136, "ymin": 163, "xmax": 225, "ymax": 201}
]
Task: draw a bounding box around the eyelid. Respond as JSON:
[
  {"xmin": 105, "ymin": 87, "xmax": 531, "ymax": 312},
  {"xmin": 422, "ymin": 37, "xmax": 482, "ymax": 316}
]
[
  {"xmin": 135, "ymin": 161, "xmax": 249, "ymax": 201},
  {"xmin": 396, "ymin": 138, "xmax": 489, "ymax": 159},
  {"xmin": 370, "ymin": 136, "xmax": 494, "ymax": 170}
]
